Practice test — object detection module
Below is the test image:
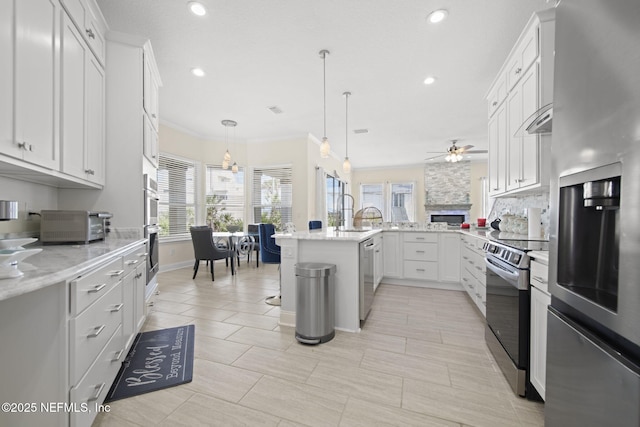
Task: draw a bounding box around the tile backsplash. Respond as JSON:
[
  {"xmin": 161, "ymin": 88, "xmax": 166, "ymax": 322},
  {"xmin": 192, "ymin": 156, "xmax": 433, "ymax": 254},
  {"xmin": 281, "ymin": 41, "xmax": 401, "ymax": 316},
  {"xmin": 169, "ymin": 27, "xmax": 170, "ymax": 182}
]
[{"xmin": 489, "ymin": 192, "xmax": 550, "ymax": 237}]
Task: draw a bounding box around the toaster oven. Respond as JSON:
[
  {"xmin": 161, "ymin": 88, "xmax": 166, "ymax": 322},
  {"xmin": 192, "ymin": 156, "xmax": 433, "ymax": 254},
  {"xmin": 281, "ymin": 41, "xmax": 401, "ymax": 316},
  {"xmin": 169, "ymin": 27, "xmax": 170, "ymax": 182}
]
[{"xmin": 40, "ymin": 210, "xmax": 112, "ymax": 243}]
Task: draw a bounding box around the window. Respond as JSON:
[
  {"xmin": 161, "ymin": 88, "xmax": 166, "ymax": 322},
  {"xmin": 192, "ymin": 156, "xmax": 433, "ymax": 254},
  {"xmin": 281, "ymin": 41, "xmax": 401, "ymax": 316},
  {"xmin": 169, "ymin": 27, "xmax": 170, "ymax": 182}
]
[
  {"xmin": 205, "ymin": 165, "xmax": 245, "ymax": 231},
  {"xmin": 158, "ymin": 154, "xmax": 197, "ymax": 238},
  {"xmin": 360, "ymin": 183, "xmax": 384, "ymax": 212},
  {"xmin": 389, "ymin": 182, "xmax": 415, "ymax": 222},
  {"xmin": 252, "ymin": 166, "xmax": 292, "ymax": 230},
  {"xmin": 326, "ymin": 174, "xmax": 345, "ymax": 227},
  {"xmin": 359, "ymin": 182, "xmax": 416, "ymax": 222}
]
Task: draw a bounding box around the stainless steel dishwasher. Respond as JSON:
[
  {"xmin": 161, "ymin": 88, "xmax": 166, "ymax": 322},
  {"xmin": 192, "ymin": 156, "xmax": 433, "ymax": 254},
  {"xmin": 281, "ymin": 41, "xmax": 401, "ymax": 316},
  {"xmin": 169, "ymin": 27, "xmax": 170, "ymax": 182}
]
[{"xmin": 359, "ymin": 238, "xmax": 375, "ymax": 321}]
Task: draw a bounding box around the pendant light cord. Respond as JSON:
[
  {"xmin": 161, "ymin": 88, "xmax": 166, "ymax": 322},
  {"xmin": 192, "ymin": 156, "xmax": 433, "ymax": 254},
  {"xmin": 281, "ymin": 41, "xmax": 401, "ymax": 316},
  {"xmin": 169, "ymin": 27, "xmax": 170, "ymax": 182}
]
[
  {"xmin": 323, "ymin": 52, "xmax": 327, "ymax": 138},
  {"xmin": 345, "ymin": 92, "xmax": 348, "ymax": 156}
]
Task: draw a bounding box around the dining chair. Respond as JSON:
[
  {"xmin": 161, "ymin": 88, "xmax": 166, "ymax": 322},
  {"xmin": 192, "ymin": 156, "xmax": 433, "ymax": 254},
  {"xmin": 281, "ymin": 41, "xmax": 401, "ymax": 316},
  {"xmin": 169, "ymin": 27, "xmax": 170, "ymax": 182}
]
[
  {"xmin": 258, "ymin": 223, "xmax": 281, "ymax": 305},
  {"xmin": 190, "ymin": 226, "xmax": 234, "ymax": 280},
  {"xmin": 246, "ymin": 223, "xmax": 260, "ymax": 267},
  {"xmin": 309, "ymin": 220, "xmax": 322, "ymax": 230}
]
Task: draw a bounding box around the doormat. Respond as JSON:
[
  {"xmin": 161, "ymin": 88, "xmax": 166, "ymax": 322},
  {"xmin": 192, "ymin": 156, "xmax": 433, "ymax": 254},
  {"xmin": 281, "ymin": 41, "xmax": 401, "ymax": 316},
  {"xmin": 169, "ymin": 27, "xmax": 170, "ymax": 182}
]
[{"xmin": 105, "ymin": 324, "xmax": 195, "ymax": 402}]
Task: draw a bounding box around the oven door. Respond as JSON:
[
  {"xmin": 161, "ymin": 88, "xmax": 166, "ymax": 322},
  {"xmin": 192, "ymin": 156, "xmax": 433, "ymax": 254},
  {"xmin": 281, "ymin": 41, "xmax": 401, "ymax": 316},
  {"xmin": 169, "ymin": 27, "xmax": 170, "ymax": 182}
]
[
  {"xmin": 145, "ymin": 225, "xmax": 159, "ymax": 285},
  {"xmin": 485, "ymin": 255, "xmax": 529, "ymax": 368}
]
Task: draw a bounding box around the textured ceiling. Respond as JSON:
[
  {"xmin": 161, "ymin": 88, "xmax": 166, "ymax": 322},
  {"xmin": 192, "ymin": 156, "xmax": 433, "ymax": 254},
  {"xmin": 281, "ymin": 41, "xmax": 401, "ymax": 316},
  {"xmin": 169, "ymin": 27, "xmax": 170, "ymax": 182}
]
[{"xmin": 96, "ymin": 0, "xmax": 551, "ymax": 168}]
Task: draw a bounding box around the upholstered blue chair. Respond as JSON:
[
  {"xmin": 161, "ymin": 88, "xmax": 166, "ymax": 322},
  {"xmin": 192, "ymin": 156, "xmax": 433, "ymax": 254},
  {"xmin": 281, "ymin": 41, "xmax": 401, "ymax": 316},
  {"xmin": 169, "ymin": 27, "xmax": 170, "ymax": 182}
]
[
  {"xmin": 259, "ymin": 223, "xmax": 281, "ymax": 305},
  {"xmin": 309, "ymin": 220, "xmax": 322, "ymax": 230}
]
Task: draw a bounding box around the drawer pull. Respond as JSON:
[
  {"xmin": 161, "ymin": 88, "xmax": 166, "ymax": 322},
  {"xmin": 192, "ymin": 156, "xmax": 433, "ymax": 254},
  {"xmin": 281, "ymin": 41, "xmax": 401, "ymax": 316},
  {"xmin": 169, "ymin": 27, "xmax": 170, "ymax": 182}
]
[
  {"xmin": 135, "ymin": 272, "xmax": 143, "ymax": 279},
  {"xmin": 416, "ymin": 250, "xmax": 425, "ymax": 253},
  {"xmin": 416, "ymin": 268, "xmax": 425, "ymax": 272},
  {"xmin": 88, "ymin": 284, "xmax": 106, "ymax": 293},
  {"xmin": 125, "ymin": 260, "xmax": 139, "ymax": 266},
  {"xmin": 108, "ymin": 269, "xmax": 125, "ymax": 277},
  {"xmin": 112, "ymin": 349, "xmax": 124, "ymax": 362},
  {"xmin": 532, "ymin": 275, "xmax": 548, "ymax": 284},
  {"xmin": 110, "ymin": 303, "xmax": 124, "ymax": 312},
  {"xmin": 88, "ymin": 383, "xmax": 105, "ymax": 402},
  {"xmin": 415, "ymin": 237, "xmax": 425, "ymax": 240},
  {"xmin": 462, "ymin": 256, "xmax": 469, "ymax": 260},
  {"xmin": 139, "ymin": 252, "xmax": 149, "ymax": 257},
  {"xmin": 462, "ymin": 277, "xmax": 468, "ymax": 282},
  {"xmin": 148, "ymin": 301, "xmax": 155, "ymax": 307},
  {"xmin": 469, "ymin": 260, "xmax": 474, "ymax": 265},
  {"xmin": 88, "ymin": 325, "xmax": 106, "ymax": 338},
  {"xmin": 476, "ymin": 266, "xmax": 482, "ymax": 271}
]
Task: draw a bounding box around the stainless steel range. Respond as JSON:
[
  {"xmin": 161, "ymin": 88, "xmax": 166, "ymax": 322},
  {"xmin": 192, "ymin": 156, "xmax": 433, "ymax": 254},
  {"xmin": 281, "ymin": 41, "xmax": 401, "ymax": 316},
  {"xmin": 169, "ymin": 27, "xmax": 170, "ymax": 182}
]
[{"xmin": 483, "ymin": 238, "xmax": 548, "ymax": 399}]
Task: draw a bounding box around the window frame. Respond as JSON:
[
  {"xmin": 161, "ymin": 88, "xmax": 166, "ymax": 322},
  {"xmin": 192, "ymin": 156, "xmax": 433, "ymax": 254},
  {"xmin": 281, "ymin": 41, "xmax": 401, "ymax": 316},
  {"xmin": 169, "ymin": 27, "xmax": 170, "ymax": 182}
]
[
  {"xmin": 157, "ymin": 153, "xmax": 199, "ymax": 241},
  {"xmin": 251, "ymin": 165, "xmax": 293, "ymax": 231}
]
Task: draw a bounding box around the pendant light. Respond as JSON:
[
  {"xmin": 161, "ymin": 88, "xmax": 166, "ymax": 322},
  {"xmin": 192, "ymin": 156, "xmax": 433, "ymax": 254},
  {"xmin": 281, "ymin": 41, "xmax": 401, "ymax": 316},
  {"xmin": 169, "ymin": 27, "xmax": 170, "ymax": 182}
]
[
  {"xmin": 319, "ymin": 49, "xmax": 330, "ymax": 158},
  {"xmin": 342, "ymin": 91, "xmax": 351, "ymax": 173},
  {"xmin": 221, "ymin": 119, "xmax": 236, "ymax": 169}
]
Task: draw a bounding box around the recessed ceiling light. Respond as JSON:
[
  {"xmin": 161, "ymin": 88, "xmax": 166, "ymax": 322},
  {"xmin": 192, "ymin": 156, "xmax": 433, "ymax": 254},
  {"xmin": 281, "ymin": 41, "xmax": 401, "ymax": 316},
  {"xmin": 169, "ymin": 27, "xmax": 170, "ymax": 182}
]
[
  {"xmin": 424, "ymin": 76, "xmax": 436, "ymax": 85},
  {"xmin": 188, "ymin": 1, "xmax": 207, "ymax": 16},
  {"xmin": 427, "ymin": 9, "xmax": 448, "ymax": 24},
  {"xmin": 191, "ymin": 67, "xmax": 205, "ymax": 77}
]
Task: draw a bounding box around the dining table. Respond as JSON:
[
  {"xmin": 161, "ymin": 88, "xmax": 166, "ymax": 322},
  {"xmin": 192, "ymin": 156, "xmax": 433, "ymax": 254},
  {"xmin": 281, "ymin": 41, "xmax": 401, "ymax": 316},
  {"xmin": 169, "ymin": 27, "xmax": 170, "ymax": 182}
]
[{"xmin": 212, "ymin": 231, "xmax": 259, "ymax": 269}]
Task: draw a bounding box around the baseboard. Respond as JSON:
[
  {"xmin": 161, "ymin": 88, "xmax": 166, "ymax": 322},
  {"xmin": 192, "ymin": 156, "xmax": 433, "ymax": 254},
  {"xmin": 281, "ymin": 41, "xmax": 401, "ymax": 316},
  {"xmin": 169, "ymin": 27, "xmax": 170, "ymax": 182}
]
[
  {"xmin": 279, "ymin": 310, "xmax": 296, "ymax": 328},
  {"xmin": 159, "ymin": 260, "xmax": 193, "ymax": 273},
  {"xmin": 381, "ymin": 278, "xmax": 464, "ymax": 291}
]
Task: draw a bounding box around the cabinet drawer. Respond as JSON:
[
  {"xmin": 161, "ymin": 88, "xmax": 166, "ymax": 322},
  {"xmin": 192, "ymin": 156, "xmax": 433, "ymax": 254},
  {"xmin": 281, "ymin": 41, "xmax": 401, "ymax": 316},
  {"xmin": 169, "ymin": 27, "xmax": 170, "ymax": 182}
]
[
  {"xmin": 70, "ymin": 324, "xmax": 123, "ymax": 427},
  {"xmin": 531, "ymin": 260, "xmax": 549, "ymax": 292},
  {"xmin": 461, "ymin": 268, "xmax": 475, "ymax": 295},
  {"xmin": 71, "ymin": 256, "xmax": 124, "ymax": 316},
  {"xmin": 70, "ymin": 281, "xmax": 123, "ymax": 385},
  {"xmin": 403, "ymin": 242, "xmax": 438, "ymax": 261},
  {"xmin": 123, "ymin": 244, "xmax": 147, "ymax": 276},
  {"xmin": 403, "ymin": 232, "xmax": 438, "ymax": 243},
  {"xmin": 403, "ymin": 260, "xmax": 438, "ymax": 281}
]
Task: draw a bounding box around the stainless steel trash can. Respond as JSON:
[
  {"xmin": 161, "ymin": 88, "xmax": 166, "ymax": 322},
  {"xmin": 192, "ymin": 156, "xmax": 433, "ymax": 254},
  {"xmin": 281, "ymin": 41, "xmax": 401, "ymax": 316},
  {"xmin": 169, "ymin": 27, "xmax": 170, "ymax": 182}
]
[{"xmin": 295, "ymin": 262, "xmax": 336, "ymax": 344}]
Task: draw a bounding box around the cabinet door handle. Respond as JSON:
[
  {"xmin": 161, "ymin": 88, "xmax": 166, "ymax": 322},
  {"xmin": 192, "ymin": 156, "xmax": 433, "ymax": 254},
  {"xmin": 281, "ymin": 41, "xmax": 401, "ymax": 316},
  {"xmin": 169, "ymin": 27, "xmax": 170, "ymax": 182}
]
[
  {"xmin": 86, "ymin": 28, "xmax": 95, "ymax": 39},
  {"xmin": 532, "ymin": 275, "xmax": 548, "ymax": 284},
  {"xmin": 17, "ymin": 141, "xmax": 28, "ymax": 150},
  {"xmin": 87, "ymin": 325, "xmax": 106, "ymax": 338},
  {"xmin": 88, "ymin": 283, "xmax": 107, "ymax": 293},
  {"xmin": 492, "ymin": 101, "xmax": 497, "ymax": 106},
  {"xmin": 515, "ymin": 67, "xmax": 522, "ymax": 75},
  {"xmin": 152, "ymin": 114, "xmax": 157, "ymax": 118},
  {"xmin": 112, "ymin": 349, "xmax": 124, "ymax": 362},
  {"xmin": 110, "ymin": 303, "xmax": 124, "ymax": 312},
  {"xmin": 135, "ymin": 272, "xmax": 143, "ymax": 279},
  {"xmin": 108, "ymin": 269, "xmax": 125, "ymax": 277},
  {"xmin": 88, "ymin": 383, "xmax": 105, "ymax": 402},
  {"xmin": 493, "ymin": 187, "xmax": 499, "ymax": 191}
]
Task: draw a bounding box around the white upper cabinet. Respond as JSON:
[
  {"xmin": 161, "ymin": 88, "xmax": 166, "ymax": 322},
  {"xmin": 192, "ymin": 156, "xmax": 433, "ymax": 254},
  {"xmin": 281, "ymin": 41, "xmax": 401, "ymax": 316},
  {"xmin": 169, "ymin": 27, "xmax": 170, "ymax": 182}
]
[
  {"xmin": 59, "ymin": 0, "xmax": 106, "ymax": 65},
  {"xmin": 14, "ymin": 0, "xmax": 59, "ymax": 170},
  {"xmin": 0, "ymin": 0, "xmax": 13, "ymax": 155},
  {"xmin": 60, "ymin": 11, "xmax": 105, "ymax": 185},
  {"xmin": 486, "ymin": 9, "xmax": 554, "ymax": 197},
  {"xmin": 143, "ymin": 51, "xmax": 160, "ymax": 131}
]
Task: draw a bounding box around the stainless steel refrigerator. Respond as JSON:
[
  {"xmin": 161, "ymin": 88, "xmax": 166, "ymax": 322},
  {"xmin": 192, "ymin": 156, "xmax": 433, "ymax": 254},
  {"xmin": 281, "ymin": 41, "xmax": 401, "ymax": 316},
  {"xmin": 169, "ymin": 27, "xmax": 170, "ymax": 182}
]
[{"xmin": 547, "ymin": 0, "xmax": 640, "ymax": 425}]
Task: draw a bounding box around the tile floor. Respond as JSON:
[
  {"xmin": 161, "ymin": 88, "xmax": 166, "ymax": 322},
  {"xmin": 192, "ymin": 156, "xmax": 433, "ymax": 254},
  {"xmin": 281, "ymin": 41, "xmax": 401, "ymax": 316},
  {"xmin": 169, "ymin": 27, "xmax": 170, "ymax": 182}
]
[{"xmin": 94, "ymin": 261, "xmax": 544, "ymax": 426}]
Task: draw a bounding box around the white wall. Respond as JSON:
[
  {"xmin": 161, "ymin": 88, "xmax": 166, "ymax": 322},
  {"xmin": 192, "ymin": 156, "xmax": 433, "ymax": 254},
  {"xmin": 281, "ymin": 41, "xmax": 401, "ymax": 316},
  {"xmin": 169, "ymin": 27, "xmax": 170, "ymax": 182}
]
[{"xmin": 0, "ymin": 176, "xmax": 58, "ymax": 236}]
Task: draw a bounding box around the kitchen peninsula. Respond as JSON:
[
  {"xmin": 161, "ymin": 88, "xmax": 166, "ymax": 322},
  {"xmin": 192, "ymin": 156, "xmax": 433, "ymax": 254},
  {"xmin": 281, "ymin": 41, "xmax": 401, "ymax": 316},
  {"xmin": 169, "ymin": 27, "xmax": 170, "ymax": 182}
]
[{"xmin": 275, "ymin": 229, "xmax": 381, "ymax": 332}]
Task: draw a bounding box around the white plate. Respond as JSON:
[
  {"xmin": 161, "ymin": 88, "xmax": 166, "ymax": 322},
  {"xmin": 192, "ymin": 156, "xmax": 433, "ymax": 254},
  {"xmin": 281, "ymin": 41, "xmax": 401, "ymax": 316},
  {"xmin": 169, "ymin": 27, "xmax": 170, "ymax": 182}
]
[{"xmin": 0, "ymin": 238, "xmax": 38, "ymax": 250}]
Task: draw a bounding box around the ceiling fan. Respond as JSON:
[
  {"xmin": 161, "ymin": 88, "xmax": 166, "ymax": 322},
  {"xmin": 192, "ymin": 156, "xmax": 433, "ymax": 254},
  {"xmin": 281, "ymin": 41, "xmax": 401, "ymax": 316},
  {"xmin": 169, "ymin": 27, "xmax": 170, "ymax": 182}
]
[{"xmin": 424, "ymin": 139, "xmax": 488, "ymax": 162}]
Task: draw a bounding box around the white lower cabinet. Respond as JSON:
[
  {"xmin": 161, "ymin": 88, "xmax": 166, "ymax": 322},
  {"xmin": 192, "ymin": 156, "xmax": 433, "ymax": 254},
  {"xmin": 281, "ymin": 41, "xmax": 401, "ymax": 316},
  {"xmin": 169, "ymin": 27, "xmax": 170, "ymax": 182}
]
[
  {"xmin": 438, "ymin": 233, "xmax": 460, "ymax": 282},
  {"xmin": 122, "ymin": 243, "xmax": 147, "ymax": 350},
  {"xmin": 402, "ymin": 232, "xmax": 438, "ymax": 280},
  {"xmin": 382, "ymin": 231, "xmax": 402, "ymax": 278},
  {"xmin": 373, "ymin": 234, "xmax": 383, "ymax": 291},
  {"xmin": 530, "ymin": 259, "xmax": 550, "ymax": 400},
  {"xmin": 459, "ymin": 234, "xmax": 487, "ymax": 316}
]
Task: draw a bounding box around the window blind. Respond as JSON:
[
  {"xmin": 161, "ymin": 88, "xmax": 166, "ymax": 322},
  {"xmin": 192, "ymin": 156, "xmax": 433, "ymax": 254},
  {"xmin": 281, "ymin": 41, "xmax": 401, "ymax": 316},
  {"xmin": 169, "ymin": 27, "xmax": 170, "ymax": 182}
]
[
  {"xmin": 158, "ymin": 154, "xmax": 197, "ymax": 238},
  {"xmin": 252, "ymin": 166, "xmax": 292, "ymax": 230},
  {"xmin": 205, "ymin": 165, "xmax": 245, "ymax": 231}
]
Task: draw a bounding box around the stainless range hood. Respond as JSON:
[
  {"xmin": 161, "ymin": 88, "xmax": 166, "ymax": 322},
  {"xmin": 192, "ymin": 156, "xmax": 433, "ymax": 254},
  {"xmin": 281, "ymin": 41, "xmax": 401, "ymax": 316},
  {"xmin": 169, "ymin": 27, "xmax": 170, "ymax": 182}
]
[{"xmin": 520, "ymin": 103, "xmax": 553, "ymax": 135}]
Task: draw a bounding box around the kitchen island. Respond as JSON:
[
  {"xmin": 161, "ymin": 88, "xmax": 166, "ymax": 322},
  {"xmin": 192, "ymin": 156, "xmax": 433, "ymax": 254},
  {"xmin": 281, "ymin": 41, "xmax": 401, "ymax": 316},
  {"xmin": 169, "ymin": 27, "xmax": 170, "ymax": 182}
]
[{"xmin": 275, "ymin": 229, "xmax": 381, "ymax": 332}]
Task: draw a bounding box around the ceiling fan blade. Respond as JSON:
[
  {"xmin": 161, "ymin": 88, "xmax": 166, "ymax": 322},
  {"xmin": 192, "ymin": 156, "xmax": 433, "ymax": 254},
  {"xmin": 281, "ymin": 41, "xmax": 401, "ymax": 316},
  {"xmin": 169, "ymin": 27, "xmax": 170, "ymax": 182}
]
[
  {"xmin": 424, "ymin": 153, "xmax": 445, "ymax": 161},
  {"xmin": 464, "ymin": 149, "xmax": 487, "ymax": 154},
  {"xmin": 459, "ymin": 144, "xmax": 474, "ymax": 152}
]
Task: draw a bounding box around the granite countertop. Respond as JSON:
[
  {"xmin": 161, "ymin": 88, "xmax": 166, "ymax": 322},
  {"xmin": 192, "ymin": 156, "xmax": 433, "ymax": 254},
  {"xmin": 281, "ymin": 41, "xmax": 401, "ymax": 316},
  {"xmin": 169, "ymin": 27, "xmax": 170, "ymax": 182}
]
[{"xmin": 0, "ymin": 236, "xmax": 146, "ymax": 302}]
